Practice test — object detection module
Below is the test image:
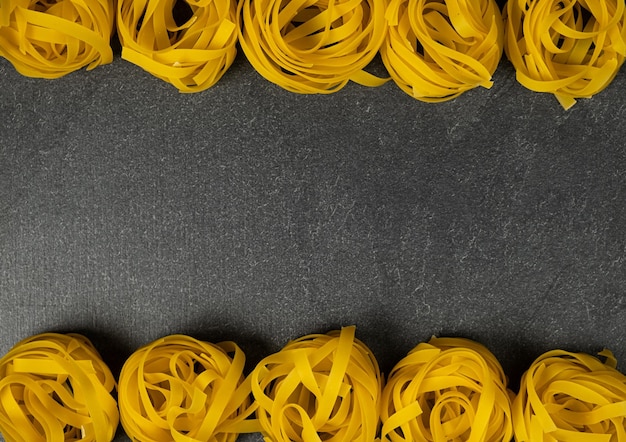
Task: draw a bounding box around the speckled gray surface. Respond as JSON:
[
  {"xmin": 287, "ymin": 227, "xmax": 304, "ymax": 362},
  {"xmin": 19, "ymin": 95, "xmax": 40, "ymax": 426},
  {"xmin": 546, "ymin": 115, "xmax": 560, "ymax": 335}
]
[{"xmin": 1, "ymin": 35, "xmax": 626, "ymax": 441}]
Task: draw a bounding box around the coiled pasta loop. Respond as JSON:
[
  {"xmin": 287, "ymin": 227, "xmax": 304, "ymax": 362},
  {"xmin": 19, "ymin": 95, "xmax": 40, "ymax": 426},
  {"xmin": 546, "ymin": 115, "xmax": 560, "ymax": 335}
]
[
  {"xmin": 0, "ymin": 0, "xmax": 113, "ymax": 78},
  {"xmin": 380, "ymin": 337, "xmax": 513, "ymax": 442},
  {"xmin": 513, "ymin": 349, "xmax": 626, "ymax": 441},
  {"xmin": 0, "ymin": 333, "xmax": 119, "ymax": 442},
  {"xmin": 504, "ymin": 0, "xmax": 626, "ymax": 109},
  {"xmin": 118, "ymin": 335, "xmax": 256, "ymax": 442},
  {"xmin": 238, "ymin": 0, "xmax": 388, "ymax": 93},
  {"xmin": 250, "ymin": 326, "xmax": 382, "ymax": 441},
  {"xmin": 381, "ymin": 0, "xmax": 504, "ymax": 101},
  {"xmin": 117, "ymin": 0, "xmax": 238, "ymax": 92}
]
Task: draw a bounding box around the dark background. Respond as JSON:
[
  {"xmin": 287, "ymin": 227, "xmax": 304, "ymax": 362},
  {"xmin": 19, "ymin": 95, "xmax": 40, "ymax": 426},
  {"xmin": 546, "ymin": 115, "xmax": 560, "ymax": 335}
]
[{"xmin": 1, "ymin": 15, "xmax": 626, "ymax": 440}]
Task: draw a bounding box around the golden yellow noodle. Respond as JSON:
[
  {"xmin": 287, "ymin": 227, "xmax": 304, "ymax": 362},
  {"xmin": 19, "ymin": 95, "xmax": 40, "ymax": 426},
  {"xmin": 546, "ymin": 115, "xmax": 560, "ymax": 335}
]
[
  {"xmin": 380, "ymin": 337, "xmax": 513, "ymax": 442},
  {"xmin": 117, "ymin": 0, "xmax": 238, "ymax": 92},
  {"xmin": 513, "ymin": 349, "xmax": 626, "ymax": 441},
  {"xmin": 504, "ymin": 0, "xmax": 626, "ymax": 109},
  {"xmin": 0, "ymin": 0, "xmax": 113, "ymax": 78},
  {"xmin": 381, "ymin": 0, "xmax": 504, "ymax": 101},
  {"xmin": 0, "ymin": 333, "xmax": 119, "ymax": 442},
  {"xmin": 118, "ymin": 335, "xmax": 256, "ymax": 442},
  {"xmin": 237, "ymin": 0, "xmax": 388, "ymax": 93},
  {"xmin": 250, "ymin": 326, "xmax": 382, "ymax": 441}
]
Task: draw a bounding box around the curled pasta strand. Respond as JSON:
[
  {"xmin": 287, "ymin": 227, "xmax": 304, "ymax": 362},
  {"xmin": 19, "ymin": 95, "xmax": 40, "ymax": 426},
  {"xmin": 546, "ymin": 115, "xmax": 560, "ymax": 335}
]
[
  {"xmin": 504, "ymin": 0, "xmax": 626, "ymax": 109},
  {"xmin": 250, "ymin": 325, "xmax": 382, "ymax": 441},
  {"xmin": 118, "ymin": 335, "xmax": 257, "ymax": 442},
  {"xmin": 380, "ymin": 336, "xmax": 513, "ymax": 442},
  {"xmin": 237, "ymin": 0, "xmax": 388, "ymax": 93},
  {"xmin": 513, "ymin": 348, "xmax": 626, "ymax": 441},
  {"xmin": 0, "ymin": 333, "xmax": 119, "ymax": 442},
  {"xmin": 0, "ymin": 0, "xmax": 113, "ymax": 78},
  {"xmin": 117, "ymin": 0, "xmax": 238, "ymax": 92},
  {"xmin": 381, "ymin": 0, "xmax": 504, "ymax": 101}
]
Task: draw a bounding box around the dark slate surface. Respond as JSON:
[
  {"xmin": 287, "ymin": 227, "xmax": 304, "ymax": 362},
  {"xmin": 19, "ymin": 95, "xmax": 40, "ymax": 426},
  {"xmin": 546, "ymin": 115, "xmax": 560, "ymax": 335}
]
[{"xmin": 1, "ymin": 35, "xmax": 626, "ymax": 441}]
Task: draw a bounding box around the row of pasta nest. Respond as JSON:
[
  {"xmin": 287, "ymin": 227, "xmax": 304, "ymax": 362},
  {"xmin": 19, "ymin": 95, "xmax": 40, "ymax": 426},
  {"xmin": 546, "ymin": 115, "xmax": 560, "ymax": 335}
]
[
  {"xmin": 1, "ymin": 0, "xmax": 625, "ymax": 108},
  {"xmin": 1, "ymin": 326, "xmax": 626, "ymax": 441}
]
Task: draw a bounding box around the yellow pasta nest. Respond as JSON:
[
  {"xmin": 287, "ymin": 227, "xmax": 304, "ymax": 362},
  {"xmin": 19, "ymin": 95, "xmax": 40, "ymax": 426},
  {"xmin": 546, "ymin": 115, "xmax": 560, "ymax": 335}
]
[
  {"xmin": 238, "ymin": 0, "xmax": 388, "ymax": 93},
  {"xmin": 513, "ymin": 348, "xmax": 626, "ymax": 441},
  {"xmin": 118, "ymin": 335, "xmax": 255, "ymax": 442},
  {"xmin": 380, "ymin": 337, "xmax": 513, "ymax": 442},
  {"xmin": 250, "ymin": 325, "xmax": 382, "ymax": 441},
  {"xmin": 0, "ymin": 333, "xmax": 119, "ymax": 442},
  {"xmin": 117, "ymin": 0, "xmax": 238, "ymax": 92},
  {"xmin": 504, "ymin": 0, "xmax": 626, "ymax": 109},
  {"xmin": 0, "ymin": 0, "xmax": 113, "ymax": 78},
  {"xmin": 381, "ymin": 0, "xmax": 504, "ymax": 101}
]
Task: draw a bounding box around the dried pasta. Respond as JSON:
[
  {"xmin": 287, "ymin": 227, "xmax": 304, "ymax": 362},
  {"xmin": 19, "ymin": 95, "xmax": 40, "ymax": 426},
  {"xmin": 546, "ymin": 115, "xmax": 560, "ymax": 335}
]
[
  {"xmin": 0, "ymin": 333, "xmax": 119, "ymax": 442},
  {"xmin": 237, "ymin": 0, "xmax": 388, "ymax": 93},
  {"xmin": 3, "ymin": 329, "xmax": 626, "ymax": 442},
  {"xmin": 504, "ymin": 0, "xmax": 626, "ymax": 109},
  {"xmin": 381, "ymin": 0, "xmax": 504, "ymax": 101},
  {"xmin": 117, "ymin": 0, "xmax": 238, "ymax": 92},
  {"xmin": 0, "ymin": 0, "xmax": 114, "ymax": 78},
  {"xmin": 380, "ymin": 336, "xmax": 513, "ymax": 442},
  {"xmin": 118, "ymin": 335, "xmax": 257, "ymax": 442},
  {"xmin": 250, "ymin": 325, "xmax": 382, "ymax": 441},
  {"xmin": 513, "ymin": 348, "xmax": 626, "ymax": 441}
]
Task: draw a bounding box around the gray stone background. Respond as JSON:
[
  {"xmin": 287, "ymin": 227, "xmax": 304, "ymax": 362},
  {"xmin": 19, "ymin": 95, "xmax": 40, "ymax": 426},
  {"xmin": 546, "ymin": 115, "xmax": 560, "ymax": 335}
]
[{"xmin": 1, "ymin": 21, "xmax": 625, "ymax": 441}]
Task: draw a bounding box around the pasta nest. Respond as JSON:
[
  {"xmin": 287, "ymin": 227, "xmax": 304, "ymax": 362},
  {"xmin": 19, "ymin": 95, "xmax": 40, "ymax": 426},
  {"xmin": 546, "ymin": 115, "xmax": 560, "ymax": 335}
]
[
  {"xmin": 513, "ymin": 349, "xmax": 626, "ymax": 441},
  {"xmin": 381, "ymin": 0, "xmax": 504, "ymax": 101},
  {"xmin": 0, "ymin": 333, "xmax": 119, "ymax": 442},
  {"xmin": 380, "ymin": 337, "xmax": 513, "ymax": 442},
  {"xmin": 504, "ymin": 0, "xmax": 626, "ymax": 109},
  {"xmin": 117, "ymin": 0, "xmax": 239, "ymax": 92},
  {"xmin": 250, "ymin": 326, "xmax": 382, "ymax": 441},
  {"xmin": 0, "ymin": 0, "xmax": 113, "ymax": 78},
  {"xmin": 238, "ymin": 0, "xmax": 387, "ymax": 92},
  {"xmin": 118, "ymin": 335, "xmax": 255, "ymax": 442}
]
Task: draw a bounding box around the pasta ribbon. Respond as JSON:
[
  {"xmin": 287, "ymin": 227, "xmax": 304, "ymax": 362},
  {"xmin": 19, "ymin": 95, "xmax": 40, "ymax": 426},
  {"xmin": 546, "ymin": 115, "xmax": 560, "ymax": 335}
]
[
  {"xmin": 237, "ymin": 0, "xmax": 388, "ymax": 93},
  {"xmin": 250, "ymin": 325, "xmax": 382, "ymax": 441},
  {"xmin": 0, "ymin": 333, "xmax": 119, "ymax": 442},
  {"xmin": 118, "ymin": 335, "xmax": 257, "ymax": 442},
  {"xmin": 380, "ymin": 0, "xmax": 504, "ymax": 101},
  {"xmin": 380, "ymin": 337, "xmax": 513, "ymax": 442},
  {"xmin": 513, "ymin": 349, "xmax": 626, "ymax": 441},
  {"xmin": 0, "ymin": 0, "xmax": 113, "ymax": 78},
  {"xmin": 504, "ymin": 0, "xmax": 626, "ymax": 109},
  {"xmin": 117, "ymin": 0, "xmax": 238, "ymax": 92}
]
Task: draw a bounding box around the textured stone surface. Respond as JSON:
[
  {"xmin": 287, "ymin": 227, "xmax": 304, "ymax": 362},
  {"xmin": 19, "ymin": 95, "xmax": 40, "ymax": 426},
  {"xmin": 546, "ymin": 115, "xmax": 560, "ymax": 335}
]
[{"xmin": 1, "ymin": 42, "xmax": 626, "ymax": 441}]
